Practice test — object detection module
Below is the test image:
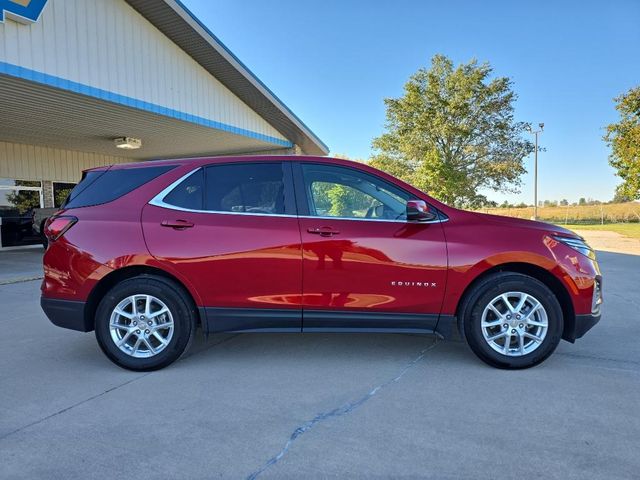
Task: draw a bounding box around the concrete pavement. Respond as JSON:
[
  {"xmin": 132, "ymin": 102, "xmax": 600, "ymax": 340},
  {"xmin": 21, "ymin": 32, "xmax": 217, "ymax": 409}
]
[
  {"xmin": 0, "ymin": 250, "xmax": 638, "ymax": 479},
  {"xmin": 0, "ymin": 247, "xmax": 43, "ymax": 284}
]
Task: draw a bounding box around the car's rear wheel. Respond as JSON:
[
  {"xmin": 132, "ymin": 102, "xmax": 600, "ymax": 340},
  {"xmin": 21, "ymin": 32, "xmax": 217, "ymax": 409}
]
[
  {"xmin": 95, "ymin": 275, "xmax": 196, "ymax": 371},
  {"xmin": 461, "ymin": 272, "xmax": 563, "ymax": 369}
]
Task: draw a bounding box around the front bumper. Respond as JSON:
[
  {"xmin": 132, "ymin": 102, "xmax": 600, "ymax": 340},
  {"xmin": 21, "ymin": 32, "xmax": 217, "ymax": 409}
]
[
  {"xmin": 41, "ymin": 296, "xmax": 91, "ymax": 332},
  {"xmin": 563, "ymin": 312, "xmax": 601, "ymax": 343}
]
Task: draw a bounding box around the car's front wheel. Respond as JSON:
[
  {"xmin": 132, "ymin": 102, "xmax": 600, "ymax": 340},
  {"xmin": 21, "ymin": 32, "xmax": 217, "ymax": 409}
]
[
  {"xmin": 95, "ymin": 275, "xmax": 196, "ymax": 371},
  {"xmin": 461, "ymin": 272, "xmax": 564, "ymax": 369}
]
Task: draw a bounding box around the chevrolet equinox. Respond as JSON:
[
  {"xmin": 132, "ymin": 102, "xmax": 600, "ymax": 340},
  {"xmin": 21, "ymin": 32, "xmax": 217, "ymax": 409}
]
[{"xmin": 41, "ymin": 156, "xmax": 602, "ymax": 371}]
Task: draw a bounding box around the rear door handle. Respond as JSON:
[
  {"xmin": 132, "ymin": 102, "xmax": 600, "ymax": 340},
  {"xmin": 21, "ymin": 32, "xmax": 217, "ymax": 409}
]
[
  {"xmin": 161, "ymin": 219, "xmax": 194, "ymax": 229},
  {"xmin": 307, "ymin": 227, "xmax": 340, "ymax": 237}
]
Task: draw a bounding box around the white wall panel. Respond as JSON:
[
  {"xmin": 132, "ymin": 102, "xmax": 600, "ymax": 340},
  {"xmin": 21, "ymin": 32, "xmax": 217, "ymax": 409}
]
[
  {"xmin": 0, "ymin": 0, "xmax": 287, "ymax": 144},
  {"xmin": 0, "ymin": 141, "xmax": 130, "ymax": 183}
]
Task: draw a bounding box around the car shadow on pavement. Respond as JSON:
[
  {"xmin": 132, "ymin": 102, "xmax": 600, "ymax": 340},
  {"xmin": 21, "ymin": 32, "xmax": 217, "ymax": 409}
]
[{"xmin": 177, "ymin": 330, "xmax": 474, "ymax": 371}]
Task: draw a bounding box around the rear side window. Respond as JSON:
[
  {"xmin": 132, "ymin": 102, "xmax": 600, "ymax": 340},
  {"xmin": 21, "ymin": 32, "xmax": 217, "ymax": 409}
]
[
  {"xmin": 162, "ymin": 169, "xmax": 205, "ymax": 210},
  {"xmin": 205, "ymin": 163, "xmax": 286, "ymax": 215},
  {"xmin": 64, "ymin": 165, "xmax": 175, "ymax": 209}
]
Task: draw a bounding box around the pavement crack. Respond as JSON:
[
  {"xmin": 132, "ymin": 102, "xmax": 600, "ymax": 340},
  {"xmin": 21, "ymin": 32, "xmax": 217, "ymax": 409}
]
[
  {"xmin": 0, "ymin": 374, "xmax": 151, "ymax": 442},
  {"xmin": 245, "ymin": 339, "xmax": 439, "ymax": 480},
  {"xmin": 0, "ymin": 334, "xmax": 239, "ymax": 442}
]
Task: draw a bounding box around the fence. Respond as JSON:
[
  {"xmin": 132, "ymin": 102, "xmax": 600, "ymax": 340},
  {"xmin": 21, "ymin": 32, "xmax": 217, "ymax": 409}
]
[{"xmin": 476, "ymin": 202, "xmax": 640, "ymax": 225}]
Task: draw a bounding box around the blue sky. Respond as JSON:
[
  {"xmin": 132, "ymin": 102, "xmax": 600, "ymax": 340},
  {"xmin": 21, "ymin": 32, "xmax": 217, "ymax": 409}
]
[{"xmin": 183, "ymin": 0, "xmax": 640, "ymax": 204}]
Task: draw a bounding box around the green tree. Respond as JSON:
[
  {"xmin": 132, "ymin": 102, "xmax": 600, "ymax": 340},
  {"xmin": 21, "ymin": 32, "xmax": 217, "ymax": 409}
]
[
  {"xmin": 54, "ymin": 187, "xmax": 73, "ymax": 207},
  {"xmin": 604, "ymin": 86, "xmax": 640, "ymax": 200},
  {"xmin": 5, "ymin": 181, "xmax": 41, "ymax": 214},
  {"xmin": 612, "ymin": 188, "xmax": 633, "ymax": 203},
  {"xmin": 311, "ymin": 153, "xmax": 374, "ymax": 217},
  {"xmin": 370, "ymin": 54, "xmax": 533, "ymax": 208}
]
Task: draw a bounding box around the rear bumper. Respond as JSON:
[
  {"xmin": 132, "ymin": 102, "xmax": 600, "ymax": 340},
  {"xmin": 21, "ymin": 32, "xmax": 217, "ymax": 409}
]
[
  {"xmin": 41, "ymin": 296, "xmax": 91, "ymax": 332},
  {"xmin": 563, "ymin": 312, "xmax": 601, "ymax": 343}
]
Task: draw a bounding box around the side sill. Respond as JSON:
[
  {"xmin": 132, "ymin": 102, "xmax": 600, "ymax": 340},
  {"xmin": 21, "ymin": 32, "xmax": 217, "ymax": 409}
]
[
  {"xmin": 199, "ymin": 307, "xmax": 455, "ymax": 340},
  {"xmin": 303, "ymin": 327, "xmax": 443, "ymax": 337},
  {"xmin": 304, "ymin": 310, "xmax": 454, "ymax": 339},
  {"xmin": 203, "ymin": 307, "xmax": 302, "ymax": 333}
]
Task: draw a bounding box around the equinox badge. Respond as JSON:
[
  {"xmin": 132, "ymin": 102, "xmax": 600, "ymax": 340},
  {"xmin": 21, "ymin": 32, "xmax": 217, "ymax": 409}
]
[{"xmin": 391, "ymin": 281, "xmax": 437, "ymax": 287}]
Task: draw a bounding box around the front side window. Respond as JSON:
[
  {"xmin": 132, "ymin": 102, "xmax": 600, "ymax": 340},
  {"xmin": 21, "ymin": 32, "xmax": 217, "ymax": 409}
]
[
  {"xmin": 301, "ymin": 164, "xmax": 410, "ymax": 220},
  {"xmin": 205, "ymin": 163, "xmax": 286, "ymax": 215}
]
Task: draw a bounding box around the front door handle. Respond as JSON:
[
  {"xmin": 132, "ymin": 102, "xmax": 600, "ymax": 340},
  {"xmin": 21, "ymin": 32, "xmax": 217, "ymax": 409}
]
[
  {"xmin": 161, "ymin": 219, "xmax": 194, "ymax": 230},
  {"xmin": 307, "ymin": 227, "xmax": 340, "ymax": 237}
]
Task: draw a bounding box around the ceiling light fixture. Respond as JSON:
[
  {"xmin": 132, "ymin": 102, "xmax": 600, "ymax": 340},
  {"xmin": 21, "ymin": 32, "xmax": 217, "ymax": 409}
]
[{"xmin": 114, "ymin": 137, "xmax": 142, "ymax": 150}]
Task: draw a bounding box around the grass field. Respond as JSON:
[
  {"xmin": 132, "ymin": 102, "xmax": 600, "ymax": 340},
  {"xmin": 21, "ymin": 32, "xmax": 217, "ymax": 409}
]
[
  {"xmin": 560, "ymin": 223, "xmax": 640, "ymax": 240},
  {"xmin": 478, "ymin": 202, "xmax": 640, "ymax": 224}
]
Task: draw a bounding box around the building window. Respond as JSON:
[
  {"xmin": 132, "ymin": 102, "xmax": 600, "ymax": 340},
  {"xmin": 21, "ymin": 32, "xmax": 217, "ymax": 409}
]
[
  {"xmin": 53, "ymin": 182, "xmax": 77, "ymax": 208},
  {"xmin": 0, "ymin": 179, "xmax": 43, "ymax": 248}
]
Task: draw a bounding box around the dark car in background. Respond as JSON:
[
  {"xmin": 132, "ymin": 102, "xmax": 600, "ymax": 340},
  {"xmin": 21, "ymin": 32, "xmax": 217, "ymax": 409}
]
[
  {"xmin": 0, "ymin": 207, "xmax": 40, "ymax": 248},
  {"xmin": 32, "ymin": 207, "xmax": 58, "ymax": 247}
]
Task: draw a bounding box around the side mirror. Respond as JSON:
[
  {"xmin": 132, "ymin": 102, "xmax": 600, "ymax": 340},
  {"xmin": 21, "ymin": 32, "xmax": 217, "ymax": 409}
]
[{"xmin": 406, "ymin": 200, "xmax": 437, "ymax": 222}]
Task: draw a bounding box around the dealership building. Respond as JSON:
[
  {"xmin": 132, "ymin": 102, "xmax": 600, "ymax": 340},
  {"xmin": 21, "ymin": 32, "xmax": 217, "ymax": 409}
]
[{"xmin": 0, "ymin": 0, "xmax": 327, "ymax": 248}]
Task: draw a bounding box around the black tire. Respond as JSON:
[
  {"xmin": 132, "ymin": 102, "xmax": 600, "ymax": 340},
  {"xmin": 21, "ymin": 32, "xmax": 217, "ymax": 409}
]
[
  {"xmin": 95, "ymin": 275, "xmax": 196, "ymax": 371},
  {"xmin": 460, "ymin": 272, "xmax": 563, "ymax": 369}
]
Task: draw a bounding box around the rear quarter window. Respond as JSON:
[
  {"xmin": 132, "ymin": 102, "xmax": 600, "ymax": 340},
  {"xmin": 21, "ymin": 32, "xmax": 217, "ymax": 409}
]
[
  {"xmin": 162, "ymin": 169, "xmax": 205, "ymax": 210},
  {"xmin": 64, "ymin": 165, "xmax": 176, "ymax": 209}
]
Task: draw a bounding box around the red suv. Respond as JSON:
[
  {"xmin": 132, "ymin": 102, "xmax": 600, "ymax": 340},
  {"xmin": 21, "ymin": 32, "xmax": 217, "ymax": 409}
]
[{"xmin": 41, "ymin": 156, "xmax": 602, "ymax": 371}]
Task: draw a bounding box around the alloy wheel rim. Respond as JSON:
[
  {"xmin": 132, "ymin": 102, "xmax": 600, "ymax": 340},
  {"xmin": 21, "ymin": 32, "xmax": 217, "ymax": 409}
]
[
  {"xmin": 481, "ymin": 291, "xmax": 548, "ymax": 357},
  {"xmin": 109, "ymin": 294, "xmax": 174, "ymax": 358}
]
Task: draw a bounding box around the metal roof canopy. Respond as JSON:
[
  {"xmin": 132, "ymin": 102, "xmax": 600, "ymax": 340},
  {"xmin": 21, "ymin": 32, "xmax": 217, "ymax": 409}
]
[
  {"xmin": 125, "ymin": 0, "xmax": 329, "ymax": 156},
  {"xmin": 0, "ymin": 75, "xmax": 287, "ymax": 160}
]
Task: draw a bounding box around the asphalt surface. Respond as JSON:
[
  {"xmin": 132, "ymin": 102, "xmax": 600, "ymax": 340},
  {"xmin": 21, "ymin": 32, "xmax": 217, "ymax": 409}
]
[{"xmin": 0, "ymin": 250, "xmax": 639, "ymax": 479}]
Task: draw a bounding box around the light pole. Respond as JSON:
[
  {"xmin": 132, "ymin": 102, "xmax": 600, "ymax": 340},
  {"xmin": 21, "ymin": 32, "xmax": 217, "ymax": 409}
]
[{"xmin": 526, "ymin": 123, "xmax": 544, "ymax": 220}]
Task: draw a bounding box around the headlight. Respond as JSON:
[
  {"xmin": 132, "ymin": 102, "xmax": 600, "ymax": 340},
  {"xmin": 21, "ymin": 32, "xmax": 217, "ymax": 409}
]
[{"xmin": 552, "ymin": 235, "xmax": 596, "ymax": 260}]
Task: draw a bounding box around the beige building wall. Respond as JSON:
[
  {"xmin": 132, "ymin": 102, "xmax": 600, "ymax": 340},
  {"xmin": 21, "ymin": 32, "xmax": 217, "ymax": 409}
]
[
  {"xmin": 0, "ymin": 140, "xmax": 302, "ymax": 183},
  {"xmin": 0, "ymin": 0, "xmax": 289, "ymax": 146},
  {"xmin": 0, "ymin": 140, "xmax": 131, "ymax": 184}
]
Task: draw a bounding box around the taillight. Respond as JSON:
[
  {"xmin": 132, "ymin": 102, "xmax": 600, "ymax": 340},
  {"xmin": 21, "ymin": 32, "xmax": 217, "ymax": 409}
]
[{"xmin": 44, "ymin": 216, "xmax": 78, "ymax": 241}]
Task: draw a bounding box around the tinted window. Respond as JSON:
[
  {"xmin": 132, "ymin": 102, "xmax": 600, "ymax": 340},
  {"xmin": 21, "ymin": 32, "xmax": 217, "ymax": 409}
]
[
  {"xmin": 64, "ymin": 165, "xmax": 175, "ymax": 209},
  {"xmin": 204, "ymin": 163, "xmax": 286, "ymax": 215},
  {"xmin": 163, "ymin": 169, "xmax": 204, "ymax": 210},
  {"xmin": 64, "ymin": 170, "xmax": 104, "ymax": 207},
  {"xmin": 301, "ymin": 164, "xmax": 410, "ymax": 220}
]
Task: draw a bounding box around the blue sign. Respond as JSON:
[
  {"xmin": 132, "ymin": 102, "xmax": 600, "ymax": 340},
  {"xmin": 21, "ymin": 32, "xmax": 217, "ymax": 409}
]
[{"xmin": 0, "ymin": 0, "xmax": 48, "ymax": 24}]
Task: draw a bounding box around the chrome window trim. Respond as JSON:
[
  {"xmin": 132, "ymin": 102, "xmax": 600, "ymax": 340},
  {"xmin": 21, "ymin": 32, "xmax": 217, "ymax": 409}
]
[
  {"xmin": 298, "ymin": 215, "xmax": 446, "ymax": 224},
  {"xmin": 148, "ymin": 167, "xmax": 203, "ymax": 209},
  {"xmin": 148, "ymin": 166, "xmax": 447, "ymax": 224}
]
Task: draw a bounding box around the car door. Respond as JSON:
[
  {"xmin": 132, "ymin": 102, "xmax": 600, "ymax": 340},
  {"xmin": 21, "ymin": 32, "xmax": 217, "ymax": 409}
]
[
  {"xmin": 294, "ymin": 162, "xmax": 448, "ymax": 332},
  {"xmin": 142, "ymin": 161, "xmax": 303, "ymax": 333}
]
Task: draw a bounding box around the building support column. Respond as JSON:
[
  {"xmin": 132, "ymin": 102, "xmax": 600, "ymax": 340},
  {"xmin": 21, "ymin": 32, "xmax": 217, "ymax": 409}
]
[{"xmin": 42, "ymin": 180, "xmax": 54, "ymax": 208}]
